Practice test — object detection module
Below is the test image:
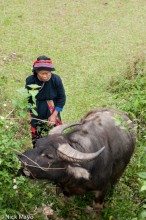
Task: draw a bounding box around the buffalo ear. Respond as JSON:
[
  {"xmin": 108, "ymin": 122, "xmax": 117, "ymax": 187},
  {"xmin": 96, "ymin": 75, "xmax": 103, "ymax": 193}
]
[{"xmin": 67, "ymin": 165, "xmax": 90, "ymax": 180}]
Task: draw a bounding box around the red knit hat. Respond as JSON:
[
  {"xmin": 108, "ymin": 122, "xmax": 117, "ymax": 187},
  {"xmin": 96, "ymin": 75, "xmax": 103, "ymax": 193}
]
[{"xmin": 32, "ymin": 55, "xmax": 55, "ymax": 74}]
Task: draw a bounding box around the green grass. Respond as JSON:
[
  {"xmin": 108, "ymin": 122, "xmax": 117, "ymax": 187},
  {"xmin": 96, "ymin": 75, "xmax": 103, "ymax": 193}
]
[
  {"xmin": 0, "ymin": 0, "xmax": 146, "ymax": 219},
  {"xmin": 1, "ymin": 0, "xmax": 145, "ymax": 119}
]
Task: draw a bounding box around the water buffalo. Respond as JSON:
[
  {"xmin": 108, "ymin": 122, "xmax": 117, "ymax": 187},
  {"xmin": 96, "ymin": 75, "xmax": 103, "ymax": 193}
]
[{"xmin": 18, "ymin": 108, "xmax": 136, "ymax": 215}]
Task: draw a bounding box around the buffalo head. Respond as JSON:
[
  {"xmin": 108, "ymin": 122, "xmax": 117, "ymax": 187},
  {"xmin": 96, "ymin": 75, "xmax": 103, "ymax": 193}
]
[{"xmin": 18, "ymin": 122, "xmax": 105, "ymax": 180}]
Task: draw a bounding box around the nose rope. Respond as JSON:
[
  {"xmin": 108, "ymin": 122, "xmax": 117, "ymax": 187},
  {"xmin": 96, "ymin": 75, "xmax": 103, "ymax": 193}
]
[
  {"xmin": 11, "ymin": 148, "xmax": 65, "ymax": 171},
  {"xmin": 20, "ymin": 158, "xmax": 51, "ymax": 171}
]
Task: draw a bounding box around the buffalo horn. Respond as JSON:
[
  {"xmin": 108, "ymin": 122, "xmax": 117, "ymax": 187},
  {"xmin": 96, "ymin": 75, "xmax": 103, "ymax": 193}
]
[
  {"xmin": 57, "ymin": 144, "xmax": 105, "ymax": 162},
  {"xmin": 49, "ymin": 123, "xmax": 81, "ymax": 135}
]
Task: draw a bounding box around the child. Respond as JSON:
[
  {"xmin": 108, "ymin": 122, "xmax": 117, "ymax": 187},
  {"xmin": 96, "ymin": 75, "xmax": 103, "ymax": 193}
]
[{"xmin": 25, "ymin": 55, "xmax": 66, "ymax": 147}]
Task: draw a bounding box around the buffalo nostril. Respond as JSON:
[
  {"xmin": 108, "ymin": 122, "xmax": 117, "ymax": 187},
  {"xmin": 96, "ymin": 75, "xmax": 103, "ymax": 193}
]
[{"xmin": 23, "ymin": 167, "xmax": 31, "ymax": 176}]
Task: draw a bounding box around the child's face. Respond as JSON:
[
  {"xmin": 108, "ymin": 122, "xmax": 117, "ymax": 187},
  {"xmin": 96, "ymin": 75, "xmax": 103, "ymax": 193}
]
[{"xmin": 37, "ymin": 70, "xmax": 51, "ymax": 81}]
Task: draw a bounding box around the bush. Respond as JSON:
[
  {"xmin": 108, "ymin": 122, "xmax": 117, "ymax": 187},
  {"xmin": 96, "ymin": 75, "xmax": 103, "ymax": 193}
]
[{"xmin": 106, "ymin": 55, "xmax": 146, "ymax": 137}]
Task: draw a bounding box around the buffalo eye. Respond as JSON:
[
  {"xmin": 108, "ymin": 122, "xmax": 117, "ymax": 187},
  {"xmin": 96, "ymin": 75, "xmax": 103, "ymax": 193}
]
[
  {"xmin": 47, "ymin": 154, "xmax": 54, "ymax": 160},
  {"xmin": 40, "ymin": 153, "xmax": 54, "ymax": 160}
]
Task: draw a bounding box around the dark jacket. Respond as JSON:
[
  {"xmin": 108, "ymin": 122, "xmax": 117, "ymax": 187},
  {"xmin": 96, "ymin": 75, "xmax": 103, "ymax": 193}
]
[{"xmin": 25, "ymin": 73, "xmax": 66, "ymax": 119}]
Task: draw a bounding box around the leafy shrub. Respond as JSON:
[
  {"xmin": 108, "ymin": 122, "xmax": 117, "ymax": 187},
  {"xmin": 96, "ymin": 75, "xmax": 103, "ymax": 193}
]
[
  {"xmin": 106, "ymin": 55, "xmax": 146, "ymax": 137},
  {"xmin": 0, "ymin": 117, "xmax": 62, "ymax": 220},
  {"xmin": 0, "ymin": 85, "xmax": 60, "ymax": 219}
]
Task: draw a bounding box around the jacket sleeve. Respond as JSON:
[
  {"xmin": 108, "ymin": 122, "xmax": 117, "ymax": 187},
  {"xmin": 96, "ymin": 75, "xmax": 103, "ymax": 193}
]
[{"xmin": 55, "ymin": 76, "xmax": 66, "ymax": 111}]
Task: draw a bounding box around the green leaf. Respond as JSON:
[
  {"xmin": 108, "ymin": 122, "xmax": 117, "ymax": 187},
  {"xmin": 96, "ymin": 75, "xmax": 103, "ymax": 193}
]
[
  {"xmin": 143, "ymin": 204, "xmax": 146, "ymax": 209},
  {"xmin": 138, "ymin": 172, "xmax": 146, "ymax": 180},
  {"xmin": 32, "ymin": 109, "xmax": 38, "ymax": 116},
  {"xmin": 27, "ymin": 192, "xmax": 33, "ymax": 198},
  {"xmin": 140, "ymin": 183, "xmax": 146, "ymax": 191},
  {"xmin": 139, "ymin": 210, "xmax": 146, "ymax": 219},
  {"xmin": 17, "ymin": 88, "xmax": 29, "ymax": 98},
  {"xmin": 27, "ymin": 84, "xmax": 41, "ymax": 89},
  {"xmin": 19, "ymin": 111, "xmax": 28, "ymax": 119},
  {"xmin": 29, "ymin": 90, "xmax": 38, "ymax": 97}
]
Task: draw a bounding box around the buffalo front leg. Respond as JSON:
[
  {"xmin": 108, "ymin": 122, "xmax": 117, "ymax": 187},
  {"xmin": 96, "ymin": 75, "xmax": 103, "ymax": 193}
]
[{"xmin": 93, "ymin": 189, "xmax": 107, "ymax": 218}]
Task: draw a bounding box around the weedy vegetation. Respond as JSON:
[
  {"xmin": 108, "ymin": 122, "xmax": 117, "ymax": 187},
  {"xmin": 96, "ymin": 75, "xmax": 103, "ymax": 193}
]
[{"xmin": 0, "ymin": 0, "xmax": 146, "ymax": 219}]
